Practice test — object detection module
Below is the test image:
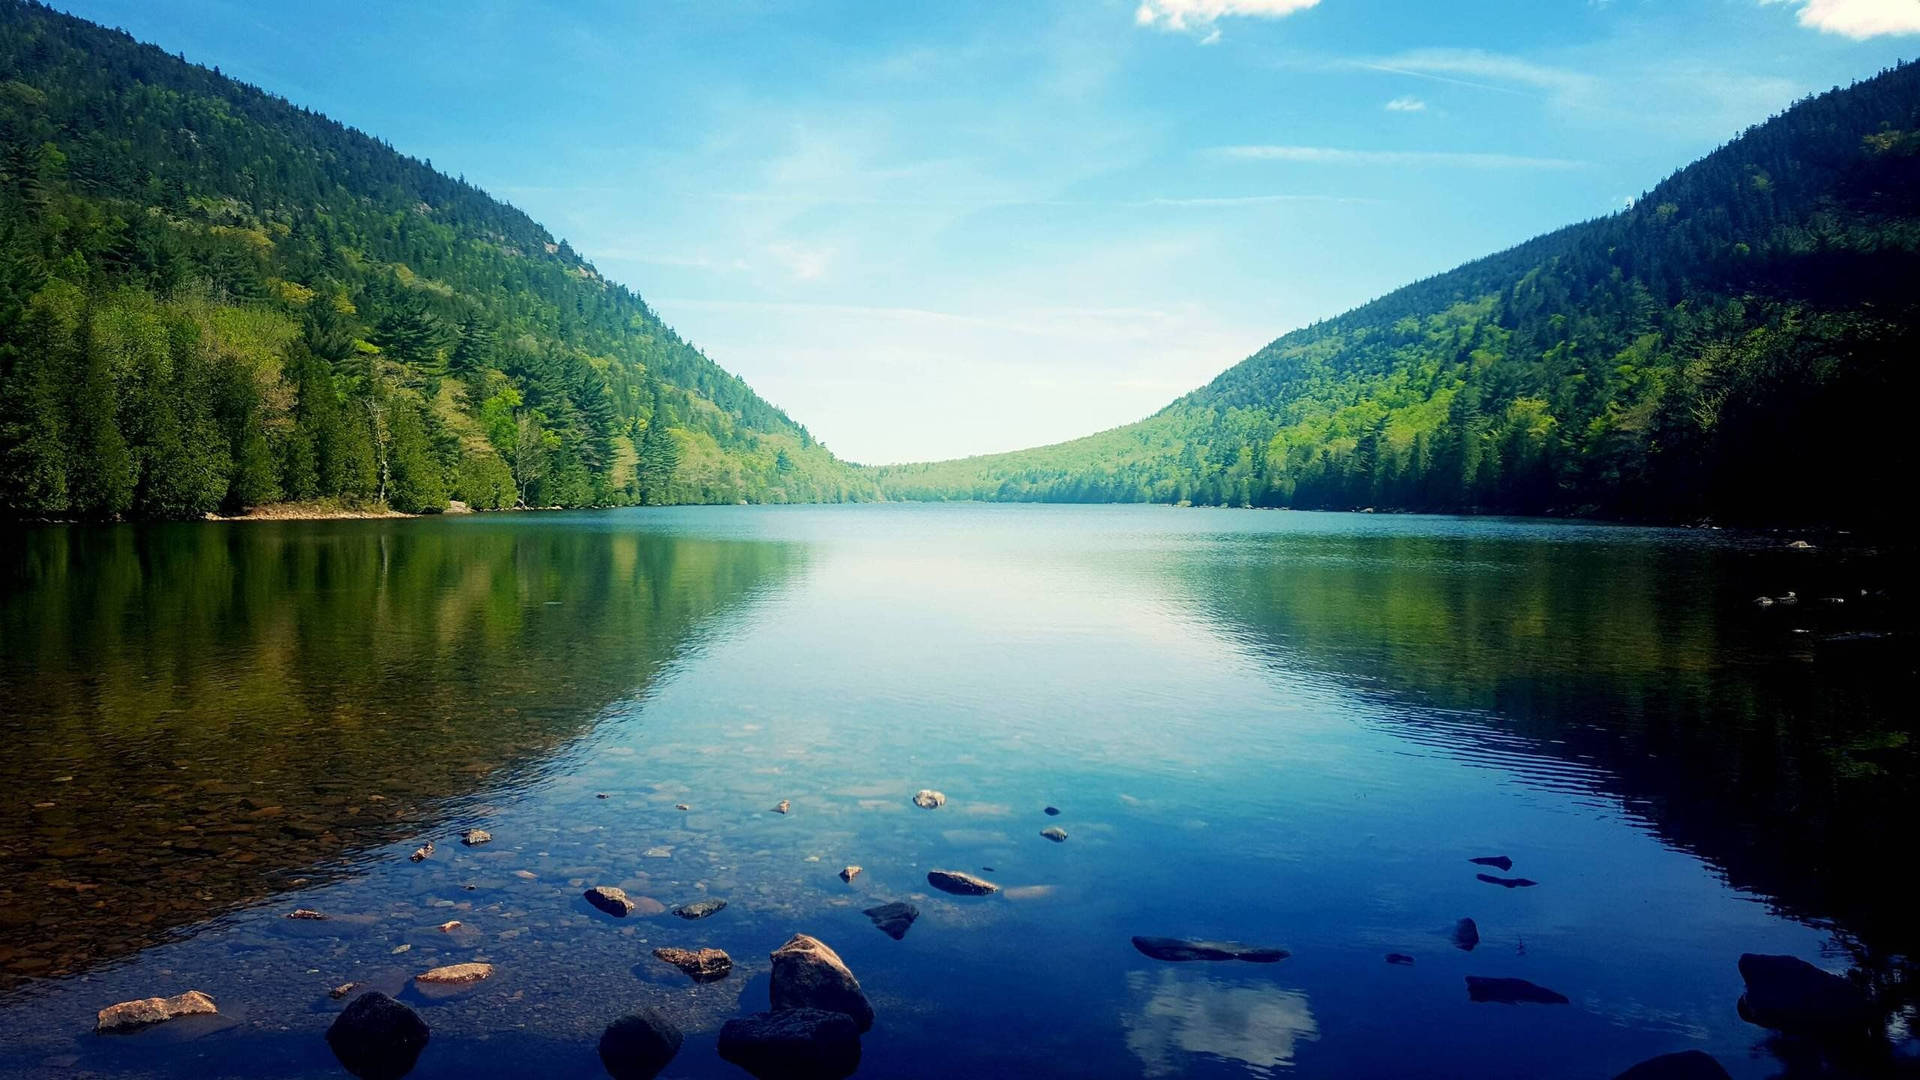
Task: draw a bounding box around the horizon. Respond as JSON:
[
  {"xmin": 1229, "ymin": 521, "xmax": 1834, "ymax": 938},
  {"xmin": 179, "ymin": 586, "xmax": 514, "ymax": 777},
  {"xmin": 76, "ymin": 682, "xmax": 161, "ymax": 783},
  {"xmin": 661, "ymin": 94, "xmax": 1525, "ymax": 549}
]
[{"xmin": 42, "ymin": 0, "xmax": 1920, "ymax": 465}]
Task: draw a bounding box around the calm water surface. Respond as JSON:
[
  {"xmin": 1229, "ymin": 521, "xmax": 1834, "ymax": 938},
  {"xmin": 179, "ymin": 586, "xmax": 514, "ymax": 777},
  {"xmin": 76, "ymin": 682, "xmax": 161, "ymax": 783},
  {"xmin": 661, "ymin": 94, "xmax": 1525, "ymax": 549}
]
[{"xmin": 0, "ymin": 505, "xmax": 1912, "ymax": 1079}]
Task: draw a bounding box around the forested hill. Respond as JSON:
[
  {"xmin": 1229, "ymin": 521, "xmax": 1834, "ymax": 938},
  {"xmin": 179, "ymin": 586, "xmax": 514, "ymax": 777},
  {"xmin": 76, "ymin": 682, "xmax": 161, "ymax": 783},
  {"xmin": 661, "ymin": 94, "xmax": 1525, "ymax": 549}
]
[
  {"xmin": 878, "ymin": 61, "xmax": 1920, "ymax": 526},
  {"xmin": 0, "ymin": 1, "xmax": 877, "ymax": 519}
]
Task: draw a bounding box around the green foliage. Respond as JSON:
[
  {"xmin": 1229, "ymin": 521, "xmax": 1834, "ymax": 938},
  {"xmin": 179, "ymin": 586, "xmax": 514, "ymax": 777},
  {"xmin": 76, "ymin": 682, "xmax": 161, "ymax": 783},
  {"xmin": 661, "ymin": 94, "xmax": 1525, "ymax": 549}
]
[
  {"xmin": 0, "ymin": 0, "xmax": 877, "ymax": 518},
  {"xmin": 878, "ymin": 61, "xmax": 1920, "ymax": 527},
  {"xmin": 455, "ymin": 451, "xmax": 515, "ymax": 510}
]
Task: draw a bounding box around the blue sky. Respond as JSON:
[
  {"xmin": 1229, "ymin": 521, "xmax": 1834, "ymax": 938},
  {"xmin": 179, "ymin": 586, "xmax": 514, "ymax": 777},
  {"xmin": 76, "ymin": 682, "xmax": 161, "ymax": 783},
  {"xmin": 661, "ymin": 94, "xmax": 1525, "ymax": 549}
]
[{"xmin": 51, "ymin": 0, "xmax": 1920, "ymax": 464}]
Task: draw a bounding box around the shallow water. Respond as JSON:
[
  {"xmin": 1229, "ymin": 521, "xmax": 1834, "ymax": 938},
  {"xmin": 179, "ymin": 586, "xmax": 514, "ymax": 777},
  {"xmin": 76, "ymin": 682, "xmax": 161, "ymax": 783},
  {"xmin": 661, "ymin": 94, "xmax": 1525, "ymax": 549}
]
[{"xmin": 0, "ymin": 505, "xmax": 1912, "ymax": 1079}]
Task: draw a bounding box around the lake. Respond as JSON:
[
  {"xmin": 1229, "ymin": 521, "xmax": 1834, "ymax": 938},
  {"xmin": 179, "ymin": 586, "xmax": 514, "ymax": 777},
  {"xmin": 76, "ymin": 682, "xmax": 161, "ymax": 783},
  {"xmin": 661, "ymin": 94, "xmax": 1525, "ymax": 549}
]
[{"xmin": 0, "ymin": 504, "xmax": 1911, "ymax": 1079}]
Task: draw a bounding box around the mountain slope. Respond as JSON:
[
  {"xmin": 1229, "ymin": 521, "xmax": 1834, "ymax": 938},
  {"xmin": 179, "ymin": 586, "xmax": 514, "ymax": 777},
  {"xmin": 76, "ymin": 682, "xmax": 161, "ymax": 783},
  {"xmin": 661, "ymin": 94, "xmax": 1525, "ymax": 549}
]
[
  {"xmin": 877, "ymin": 62, "xmax": 1920, "ymax": 526},
  {"xmin": 0, "ymin": 0, "xmax": 877, "ymax": 518}
]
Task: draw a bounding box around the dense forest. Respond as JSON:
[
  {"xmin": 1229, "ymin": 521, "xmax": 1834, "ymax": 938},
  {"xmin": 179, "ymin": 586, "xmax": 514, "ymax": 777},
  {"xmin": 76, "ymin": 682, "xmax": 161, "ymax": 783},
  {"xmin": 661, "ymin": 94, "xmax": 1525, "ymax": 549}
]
[
  {"xmin": 0, "ymin": 0, "xmax": 877, "ymax": 520},
  {"xmin": 878, "ymin": 62, "xmax": 1920, "ymax": 526}
]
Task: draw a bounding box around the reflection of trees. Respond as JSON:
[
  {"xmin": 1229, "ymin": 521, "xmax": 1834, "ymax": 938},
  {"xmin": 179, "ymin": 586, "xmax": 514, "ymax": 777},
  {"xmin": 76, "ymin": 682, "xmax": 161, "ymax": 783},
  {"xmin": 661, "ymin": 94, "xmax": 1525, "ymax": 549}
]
[
  {"xmin": 1172, "ymin": 529, "xmax": 1915, "ymax": 1024},
  {"xmin": 0, "ymin": 517, "xmax": 800, "ymax": 993},
  {"xmin": 1123, "ymin": 968, "xmax": 1318, "ymax": 1077}
]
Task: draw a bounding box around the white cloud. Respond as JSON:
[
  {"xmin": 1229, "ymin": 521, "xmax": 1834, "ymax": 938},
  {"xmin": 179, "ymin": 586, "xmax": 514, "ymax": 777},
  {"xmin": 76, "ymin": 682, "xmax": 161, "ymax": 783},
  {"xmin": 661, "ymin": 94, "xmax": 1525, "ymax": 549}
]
[
  {"xmin": 1766, "ymin": 0, "xmax": 1920, "ymax": 38},
  {"xmin": 1359, "ymin": 48, "xmax": 1597, "ymax": 101},
  {"xmin": 1135, "ymin": 0, "xmax": 1321, "ymax": 33},
  {"xmin": 1384, "ymin": 95, "xmax": 1428, "ymax": 112},
  {"xmin": 1219, "ymin": 145, "xmax": 1584, "ymax": 169}
]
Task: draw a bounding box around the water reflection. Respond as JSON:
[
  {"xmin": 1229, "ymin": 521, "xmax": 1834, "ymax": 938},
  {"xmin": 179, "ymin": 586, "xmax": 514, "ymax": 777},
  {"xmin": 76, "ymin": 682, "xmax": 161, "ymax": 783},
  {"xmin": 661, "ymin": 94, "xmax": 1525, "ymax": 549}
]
[
  {"xmin": 1124, "ymin": 969, "xmax": 1319, "ymax": 1076},
  {"xmin": 0, "ymin": 517, "xmax": 802, "ymax": 994}
]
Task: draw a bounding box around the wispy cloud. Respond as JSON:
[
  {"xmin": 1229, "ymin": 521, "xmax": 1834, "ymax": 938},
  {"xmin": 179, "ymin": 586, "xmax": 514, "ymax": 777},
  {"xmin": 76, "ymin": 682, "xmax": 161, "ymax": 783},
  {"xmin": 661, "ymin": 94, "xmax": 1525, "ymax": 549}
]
[
  {"xmin": 1762, "ymin": 0, "xmax": 1920, "ymax": 38},
  {"xmin": 1218, "ymin": 145, "xmax": 1585, "ymax": 169},
  {"xmin": 1135, "ymin": 0, "xmax": 1321, "ymax": 33},
  {"xmin": 1355, "ymin": 48, "xmax": 1597, "ymax": 102},
  {"xmin": 1384, "ymin": 96, "xmax": 1428, "ymax": 112}
]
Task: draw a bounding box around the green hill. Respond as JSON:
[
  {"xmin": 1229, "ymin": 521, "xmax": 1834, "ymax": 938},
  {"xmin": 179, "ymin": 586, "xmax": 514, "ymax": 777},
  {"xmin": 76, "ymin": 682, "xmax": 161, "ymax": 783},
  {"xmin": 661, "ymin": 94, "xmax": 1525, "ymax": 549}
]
[
  {"xmin": 877, "ymin": 62, "xmax": 1920, "ymax": 527},
  {"xmin": 0, "ymin": 0, "xmax": 878, "ymax": 519}
]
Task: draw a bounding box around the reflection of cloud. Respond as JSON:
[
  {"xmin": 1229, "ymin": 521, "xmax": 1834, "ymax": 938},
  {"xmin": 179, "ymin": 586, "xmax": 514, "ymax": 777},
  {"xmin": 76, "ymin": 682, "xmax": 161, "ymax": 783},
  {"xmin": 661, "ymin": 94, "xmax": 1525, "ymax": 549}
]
[{"xmin": 1124, "ymin": 969, "xmax": 1319, "ymax": 1076}]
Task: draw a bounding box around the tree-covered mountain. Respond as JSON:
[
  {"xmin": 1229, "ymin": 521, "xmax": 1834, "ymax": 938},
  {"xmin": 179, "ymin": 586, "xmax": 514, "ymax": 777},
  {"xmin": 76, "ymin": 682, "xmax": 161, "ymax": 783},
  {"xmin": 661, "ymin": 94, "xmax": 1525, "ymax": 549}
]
[
  {"xmin": 878, "ymin": 62, "xmax": 1920, "ymax": 527},
  {"xmin": 0, "ymin": 0, "xmax": 877, "ymax": 519}
]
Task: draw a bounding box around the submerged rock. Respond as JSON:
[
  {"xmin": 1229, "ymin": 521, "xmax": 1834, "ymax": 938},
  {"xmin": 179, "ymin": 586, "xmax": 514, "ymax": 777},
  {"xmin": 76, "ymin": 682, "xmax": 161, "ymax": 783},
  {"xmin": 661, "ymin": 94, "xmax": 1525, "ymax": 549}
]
[
  {"xmin": 288, "ymin": 908, "xmax": 328, "ymax": 920},
  {"xmin": 1041, "ymin": 826, "xmax": 1068, "ymax": 843},
  {"xmin": 839, "ymin": 865, "xmax": 861, "ymax": 883},
  {"xmin": 770, "ymin": 934, "xmax": 874, "ymax": 1032},
  {"xmin": 1131, "ymin": 937, "xmax": 1289, "ymax": 963},
  {"xmin": 1043, "ymin": 806, "xmax": 1061, "ymax": 816},
  {"xmin": 415, "ymin": 962, "xmax": 493, "ymax": 985},
  {"xmin": 653, "ymin": 946, "xmax": 732, "ymax": 982},
  {"xmin": 1466, "ymin": 976, "xmax": 1569, "ymax": 1005},
  {"xmin": 599, "ymin": 1008, "xmax": 683, "ymax": 1080},
  {"xmin": 673, "ymin": 899, "xmax": 727, "ymax": 920},
  {"xmin": 1452, "ymin": 918, "xmax": 1480, "ymax": 951},
  {"xmin": 95, "ymin": 990, "xmax": 218, "ymax": 1033},
  {"xmin": 585, "ymin": 885, "xmax": 638, "ymax": 917},
  {"xmin": 326, "ymin": 992, "xmax": 429, "ymax": 1080},
  {"xmin": 330, "ymin": 983, "xmax": 358, "ymax": 1000},
  {"xmin": 1611, "ymin": 1050, "xmax": 1734, "ymax": 1080},
  {"xmin": 1469, "ymin": 856, "xmax": 1513, "ymax": 871},
  {"xmin": 718, "ymin": 1009, "xmax": 861, "ymax": 1080},
  {"xmin": 409, "ymin": 841, "xmax": 434, "ymax": 863},
  {"xmin": 863, "ymin": 901, "xmax": 919, "ymax": 940},
  {"xmin": 927, "ymin": 869, "xmax": 997, "ymax": 895},
  {"xmin": 1736, "ymin": 953, "xmax": 1876, "ymax": 1038},
  {"xmin": 1386, "ymin": 953, "xmax": 1416, "ymax": 966},
  {"xmin": 460, "ymin": 829, "xmax": 491, "ymax": 846},
  {"xmin": 1476, "ymin": 874, "xmax": 1537, "ymax": 888},
  {"xmin": 912, "ymin": 789, "xmax": 946, "ymax": 810}
]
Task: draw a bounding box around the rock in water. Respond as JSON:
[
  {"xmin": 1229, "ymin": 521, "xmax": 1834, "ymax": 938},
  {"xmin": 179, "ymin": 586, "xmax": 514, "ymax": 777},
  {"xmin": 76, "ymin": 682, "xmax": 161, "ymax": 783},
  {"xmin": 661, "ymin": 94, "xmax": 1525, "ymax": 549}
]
[
  {"xmin": 1040, "ymin": 826, "xmax": 1068, "ymax": 843},
  {"xmin": 1468, "ymin": 855, "xmax": 1513, "ymax": 871},
  {"xmin": 673, "ymin": 899, "xmax": 727, "ymax": 920},
  {"xmin": 1386, "ymin": 953, "xmax": 1415, "ymax": 966},
  {"xmin": 1466, "ymin": 976, "xmax": 1569, "ymax": 1005},
  {"xmin": 1043, "ymin": 806, "xmax": 1061, "ymax": 816},
  {"xmin": 409, "ymin": 841, "xmax": 433, "ymax": 862},
  {"xmin": 1736, "ymin": 953, "xmax": 1876, "ymax": 1038},
  {"xmin": 1131, "ymin": 937, "xmax": 1289, "ymax": 963},
  {"xmin": 95, "ymin": 991, "xmax": 218, "ymax": 1033},
  {"xmin": 912, "ymin": 789, "xmax": 946, "ymax": 810},
  {"xmin": 585, "ymin": 885, "xmax": 638, "ymax": 917},
  {"xmin": 1476, "ymin": 874, "xmax": 1538, "ymax": 888},
  {"xmin": 839, "ymin": 865, "xmax": 861, "ymax": 883},
  {"xmin": 770, "ymin": 934, "xmax": 874, "ymax": 1032},
  {"xmin": 1452, "ymin": 918, "xmax": 1480, "ymax": 951},
  {"xmin": 599, "ymin": 1008, "xmax": 683, "ymax": 1080},
  {"xmin": 330, "ymin": 983, "xmax": 358, "ymax": 1000},
  {"xmin": 653, "ymin": 947, "xmax": 732, "ymax": 982},
  {"xmin": 460, "ymin": 829, "xmax": 491, "ymax": 846},
  {"xmin": 863, "ymin": 902, "xmax": 919, "ymax": 940},
  {"xmin": 415, "ymin": 962, "xmax": 493, "ymax": 985},
  {"xmin": 718, "ymin": 1009, "xmax": 861, "ymax": 1080},
  {"xmin": 772, "ymin": 799, "xmax": 790, "ymax": 814},
  {"xmin": 288, "ymin": 908, "xmax": 328, "ymax": 920},
  {"xmin": 927, "ymin": 869, "xmax": 997, "ymax": 895},
  {"xmin": 1611, "ymin": 1050, "xmax": 1734, "ymax": 1080},
  {"xmin": 326, "ymin": 992, "xmax": 429, "ymax": 1080}
]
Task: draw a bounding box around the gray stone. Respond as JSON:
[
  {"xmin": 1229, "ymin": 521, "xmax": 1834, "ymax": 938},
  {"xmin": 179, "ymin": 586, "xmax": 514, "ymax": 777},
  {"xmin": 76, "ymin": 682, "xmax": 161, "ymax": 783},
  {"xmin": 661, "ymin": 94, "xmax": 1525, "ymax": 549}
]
[
  {"xmin": 673, "ymin": 898, "xmax": 727, "ymax": 920},
  {"xmin": 1040, "ymin": 826, "xmax": 1068, "ymax": 842},
  {"xmin": 1130, "ymin": 937, "xmax": 1288, "ymax": 963},
  {"xmin": 863, "ymin": 901, "xmax": 918, "ymax": 940},
  {"xmin": 599, "ymin": 1008, "xmax": 682, "ymax": 1080},
  {"xmin": 1736, "ymin": 953, "xmax": 1876, "ymax": 1038},
  {"xmin": 326, "ymin": 992, "xmax": 429, "ymax": 1080},
  {"xmin": 926, "ymin": 869, "xmax": 997, "ymax": 895},
  {"xmin": 94, "ymin": 991, "xmax": 218, "ymax": 1034},
  {"xmin": 585, "ymin": 886, "xmax": 637, "ymax": 917},
  {"xmin": 770, "ymin": 934, "xmax": 873, "ymax": 1032},
  {"xmin": 912, "ymin": 789, "xmax": 946, "ymax": 810},
  {"xmin": 717, "ymin": 1009, "xmax": 861, "ymax": 1080}
]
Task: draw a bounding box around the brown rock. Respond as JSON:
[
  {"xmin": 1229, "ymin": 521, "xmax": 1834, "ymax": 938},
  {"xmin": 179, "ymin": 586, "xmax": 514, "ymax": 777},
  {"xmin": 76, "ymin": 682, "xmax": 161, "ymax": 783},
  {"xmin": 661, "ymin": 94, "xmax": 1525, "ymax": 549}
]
[
  {"xmin": 585, "ymin": 886, "xmax": 637, "ymax": 917},
  {"xmin": 460, "ymin": 829, "xmax": 491, "ymax": 846},
  {"xmin": 769, "ymin": 933, "xmax": 874, "ymax": 1032},
  {"xmin": 95, "ymin": 990, "xmax": 218, "ymax": 1033},
  {"xmin": 409, "ymin": 841, "xmax": 434, "ymax": 862},
  {"xmin": 415, "ymin": 962, "xmax": 493, "ymax": 985},
  {"xmin": 653, "ymin": 947, "xmax": 733, "ymax": 982},
  {"xmin": 329, "ymin": 982, "xmax": 358, "ymax": 1000},
  {"xmin": 773, "ymin": 800, "xmax": 791, "ymax": 814},
  {"xmin": 839, "ymin": 866, "xmax": 861, "ymax": 883},
  {"xmin": 438, "ymin": 920, "xmax": 462, "ymax": 932},
  {"xmin": 287, "ymin": 908, "xmax": 328, "ymax": 920},
  {"xmin": 927, "ymin": 869, "xmax": 998, "ymax": 895}
]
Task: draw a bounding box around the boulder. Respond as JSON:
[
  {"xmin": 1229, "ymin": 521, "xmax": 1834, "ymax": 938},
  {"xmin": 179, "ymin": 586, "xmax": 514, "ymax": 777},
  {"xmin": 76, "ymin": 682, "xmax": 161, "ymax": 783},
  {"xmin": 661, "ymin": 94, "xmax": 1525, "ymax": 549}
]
[
  {"xmin": 415, "ymin": 962, "xmax": 493, "ymax": 985},
  {"xmin": 926, "ymin": 869, "xmax": 997, "ymax": 895},
  {"xmin": 599, "ymin": 1008, "xmax": 683, "ymax": 1080},
  {"xmin": 863, "ymin": 901, "xmax": 919, "ymax": 940},
  {"xmin": 1043, "ymin": 806, "xmax": 1061, "ymax": 816},
  {"xmin": 1452, "ymin": 918, "xmax": 1480, "ymax": 951},
  {"xmin": 773, "ymin": 799, "xmax": 791, "ymax": 814},
  {"xmin": 288, "ymin": 908, "xmax": 328, "ymax": 920},
  {"xmin": 1736, "ymin": 953, "xmax": 1876, "ymax": 1038},
  {"xmin": 839, "ymin": 865, "xmax": 861, "ymax": 883},
  {"xmin": 912, "ymin": 790, "xmax": 946, "ymax": 810},
  {"xmin": 717, "ymin": 1009, "xmax": 861, "ymax": 1080},
  {"xmin": 330, "ymin": 983, "xmax": 359, "ymax": 1000},
  {"xmin": 94, "ymin": 990, "xmax": 218, "ymax": 1033},
  {"xmin": 1466, "ymin": 976, "xmax": 1569, "ymax": 1005},
  {"xmin": 653, "ymin": 946, "xmax": 732, "ymax": 982},
  {"xmin": 409, "ymin": 841, "xmax": 433, "ymax": 862},
  {"xmin": 585, "ymin": 885, "xmax": 637, "ymax": 917},
  {"xmin": 1611, "ymin": 1050, "xmax": 1734, "ymax": 1080},
  {"xmin": 673, "ymin": 899, "xmax": 727, "ymax": 920},
  {"xmin": 770, "ymin": 933, "xmax": 874, "ymax": 1032},
  {"xmin": 1040, "ymin": 826, "xmax": 1068, "ymax": 843},
  {"xmin": 1131, "ymin": 937, "xmax": 1288, "ymax": 963},
  {"xmin": 460, "ymin": 829, "xmax": 491, "ymax": 846},
  {"xmin": 325, "ymin": 992, "xmax": 429, "ymax": 1080}
]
